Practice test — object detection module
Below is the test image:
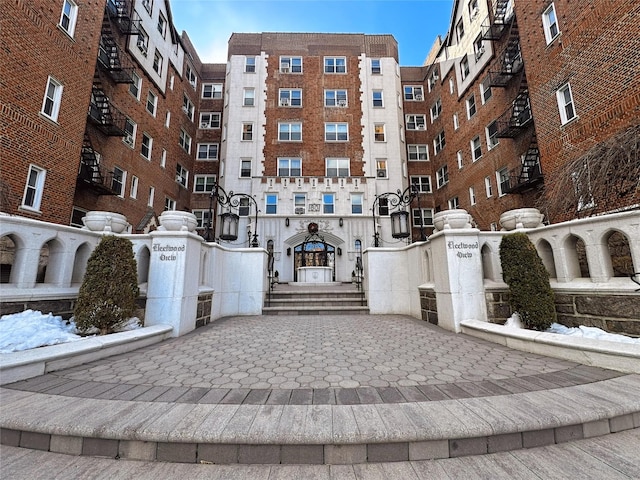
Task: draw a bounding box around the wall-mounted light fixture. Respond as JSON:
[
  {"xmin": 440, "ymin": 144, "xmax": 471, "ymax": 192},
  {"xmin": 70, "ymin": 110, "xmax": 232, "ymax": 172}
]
[
  {"xmin": 285, "ymin": 217, "xmax": 290, "ymax": 227},
  {"xmin": 339, "ymin": 217, "xmax": 344, "ymax": 227},
  {"xmin": 337, "ymin": 247, "xmax": 342, "ymax": 256},
  {"xmin": 286, "ymin": 247, "xmax": 291, "ymax": 256}
]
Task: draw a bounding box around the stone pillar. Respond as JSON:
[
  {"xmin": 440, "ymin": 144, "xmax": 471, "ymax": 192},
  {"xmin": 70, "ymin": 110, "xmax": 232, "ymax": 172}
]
[
  {"xmin": 145, "ymin": 231, "xmax": 203, "ymax": 337},
  {"xmin": 429, "ymin": 229, "xmax": 487, "ymax": 332}
]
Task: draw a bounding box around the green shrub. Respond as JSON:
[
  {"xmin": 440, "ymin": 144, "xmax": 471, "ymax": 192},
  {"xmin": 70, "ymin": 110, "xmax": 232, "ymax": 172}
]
[
  {"xmin": 499, "ymin": 232, "xmax": 556, "ymax": 331},
  {"xmin": 74, "ymin": 235, "xmax": 139, "ymax": 335}
]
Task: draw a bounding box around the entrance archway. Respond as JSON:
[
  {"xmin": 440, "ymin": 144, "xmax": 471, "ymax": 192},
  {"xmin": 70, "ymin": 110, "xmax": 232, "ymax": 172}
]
[{"xmin": 293, "ymin": 233, "xmax": 335, "ymax": 281}]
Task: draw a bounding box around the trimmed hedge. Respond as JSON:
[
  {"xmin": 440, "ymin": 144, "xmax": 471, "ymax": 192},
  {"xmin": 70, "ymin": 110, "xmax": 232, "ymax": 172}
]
[
  {"xmin": 499, "ymin": 232, "xmax": 556, "ymax": 331},
  {"xmin": 74, "ymin": 235, "xmax": 139, "ymax": 335}
]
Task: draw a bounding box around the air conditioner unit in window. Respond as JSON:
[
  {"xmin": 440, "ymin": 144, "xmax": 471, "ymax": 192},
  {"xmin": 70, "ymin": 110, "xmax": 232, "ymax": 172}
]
[
  {"xmin": 338, "ymin": 100, "xmax": 347, "ymax": 107},
  {"xmin": 417, "ymin": 124, "xmax": 426, "ymax": 130},
  {"xmin": 294, "ymin": 207, "xmax": 305, "ymax": 215},
  {"xmin": 281, "ymin": 98, "xmax": 290, "ymax": 106},
  {"xmin": 415, "ymin": 94, "xmax": 423, "ymax": 101},
  {"xmin": 433, "ymin": 73, "xmax": 439, "ymax": 80},
  {"xmin": 123, "ymin": 134, "xmax": 134, "ymax": 146},
  {"xmin": 281, "ymin": 67, "xmax": 290, "ymax": 73},
  {"xmin": 377, "ymin": 170, "xmax": 387, "ymax": 178},
  {"xmin": 137, "ymin": 42, "xmax": 148, "ymax": 56},
  {"xmin": 200, "ymin": 122, "xmax": 209, "ymax": 128}
]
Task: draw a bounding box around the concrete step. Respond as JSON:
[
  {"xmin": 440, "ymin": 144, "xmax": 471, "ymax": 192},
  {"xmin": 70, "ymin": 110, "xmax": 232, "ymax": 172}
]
[
  {"xmin": 262, "ymin": 305, "xmax": 370, "ymax": 315},
  {"xmin": 265, "ymin": 298, "xmax": 366, "ymax": 307}
]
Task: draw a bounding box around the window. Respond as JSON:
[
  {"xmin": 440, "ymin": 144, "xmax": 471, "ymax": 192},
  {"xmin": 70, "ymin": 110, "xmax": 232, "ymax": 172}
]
[
  {"xmin": 413, "ymin": 208, "xmax": 434, "ymax": 227},
  {"xmin": 21, "ymin": 165, "xmax": 46, "ymax": 211},
  {"xmin": 497, "ymin": 168, "xmax": 510, "ymax": 196},
  {"xmin": 243, "ymin": 88, "xmax": 255, "ymax": 106},
  {"xmin": 326, "ymin": 158, "xmax": 350, "ymax": 177},
  {"xmin": 556, "ymin": 83, "xmax": 577, "ymax": 124},
  {"xmin": 411, "ymin": 176, "xmax": 432, "ymax": 193},
  {"xmin": 192, "ymin": 210, "xmax": 211, "ymax": 229},
  {"xmin": 374, "ymin": 124, "xmax": 385, "ymax": 142},
  {"xmin": 137, "ymin": 27, "xmax": 149, "ymax": 56},
  {"xmin": 148, "ymin": 186, "xmax": 155, "ymax": 207},
  {"xmin": 41, "ymin": 76, "xmax": 63, "ymax": 121},
  {"xmin": 322, "ymin": 193, "xmax": 335, "ymax": 214},
  {"xmin": 480, "ymin": 77, "xmax": 492, "ymax": 104},
  {"xmin": 324, "ymin": 57, "xmax": 346, "ymax": 73},
  {"xmin": 185, "ymin": 65, "xmax": 197, "ymax": 90},
  {"xmin": 408, "ymin": 145, "xmax": 429, "ymax": 161},
  {"xmin": 202, "ymin": 83, "xmax": 223, "ymax": 99},
  {"xmin": 141, "ymin": 133, "xmax": 153, "ymax": 160},
  {"xmin": 460, "ymin": 56, "xmax": 470, "ymax": 80},
  {"xmin": 146, "ymin": 91, "xmax": 157, "ymax": 116},
  {"xmin": 153, "ymin": 49, "xmax": 163, "ymax": 74},
  {"xmin": 280, "ymin": 56, "xmax": 302, "ymax": 73},
  {"xmin": 376, "ymin": 159, "xmax": 387, "ymax": 178},
  {"xmin": 245, "ymin": 56, "xmax": 256, "ymax": 73},
  {"xmin": 485, "ymin": 176, "xmax": 493, "ymax": 197},
  {"xmin": 160, "ymin": 149, "xmax": 166, "ymax": 168},
  {"xmin": 294, "ymin": 194, "xmax": 306, "ymax": 214},
  {"xmin": 266, "ymin": 194, "xmax": 277, "ymax": 214},
  {"xmin": 449, "ymin": 78, "xmax": 455, "ymax": 95},
  {"xmin": 378, "ymin": 197, "xmax": 389, "ymax": 216},
  {"xmin": 179, "ymin": 129, "xmax": 191, "ymax": 153},
  {"xmin": 453, "ymin": 113, "xmax": 459, "ymax": 130},
  {"xmin": 543, "ymin": 3, "xmax": 560, "ymax": 44},
  {"xmin": 165, "ymin": 197, "xmax": 176, "ymax": 211},
  {"xmin": 182, "ymin": 95, "xmax": 194, "ymax": 120},
  {"xmin": 165, "ymin": 111, "xmax": 170, "ymax": 128},
  {"xmin": 199, "ymin": 112, "xmax": 221, "ymax": 129},
  {"xmin": 325, "ymin": 123, "xmax": 348, "ymax": 141},
  {"xmin": 471, "ymin": 136, "xmax": 482, "ymax": 161},
  {"xmin": 371, "ymin": 59, "xmax": 381, "ymax": 74},
  {"xmin": 157, "ymin": 12, "xmax": 167, "ymax": 38},
  {"xmin": 436, "ymin": 165, "xmax": 449, "ymax": 188},
  {"xmin": 372, "ymin": 90, "xmax": 383, "ymax": 107},
  {"xmin": 428, "ymin": 70, "xmax": 439, "ymax": 91},
  {"xmin": 474, "ymin": 35, "xmax": 485, "ymax": 61},
  {"xmin": 406, "ymin": 114, "xmax": 426, "ymax": 130},
  {"xmin": 278, "ymin": 122, "xmax": 302, "ymax": 141},
  {"xmin": 456, "ymin": 19, "xmax": 465, "ymax": 41},
  {"xmin": 240, "ymin": 159, "xmax": 251, "ymax": 177},
  {"xmin": 469, "ymin": 0, "xmax": 479, "ymax": 19},
  {"xmin": 457, "ymin": 150, "xmax": 464, "ymax": 169},
  {"xmin": 142, "ymin": 0, "xmax": 153, "ymax": 14},
  {"xmin": 448, "ymin": 197, "xmax": 460, "ymax": 209},
  {"xmin": 130, "ymin": 176, "xmax": 139, "ymax": 199},
  {"xmin": 325, "ymin": 89, "xmax": 348, "ymax": 107},
  {"xmin": 176, "ymin": 164, "xmax": 188, "ymax": 187},
  {"xmin": 279, "ymin": 89, "xmax": 302, "ymax": 107},
  {"xmin": 434, "ymin": 131, "xmax": 446, "ymax": 154},
  {"xmin": 129, "ymin": 71, "xmax": 141, "ymax": 99},
  {"xmin": 242, "ymin": 123, "xmax": 253, "ymax": 141},
  {"xmin": 123, "ymin": 118, "xmax": 136, "ymax": 147},
  {"xmin": 404, "ymin": 86, "xmax": 423, "ymax": 101},
  {"xmin": 351, "ymin": 193, "xmax": 364, "ymax": 214},
  {"xmin": 197, "ymin": 143, "xmax": 219, "ymax": 160},
  {"xmin": 278, "ymin": 158, "xmax": 302, "ymax": 177},
  {"xmin": 237, "ymin": 198, "xmax": 250, "ymax": 216},
  {"xmin": 486, "ymin": 121, "xmax": 499, "ymax": 149},
  {"xmin": 466, "ymin": 94, "xmax": 477, "ymax": 118},
  {"xmin": 469, "ymin": 186, "xmax": 476, "ymax": 205},
  {"xmin": 194, "ymin": 175, "xmax": 216, "ymax": 193},
  {"xmin": 112, "ymin": 166, "xmax": 125, "ymax": 197},
  {"xmin": 430, "ymin": 99, "xmax": 442, "ymax": 122},
  {"xmin": 59, "ymin": 0, "xmax": 78, "ymax": 37}
]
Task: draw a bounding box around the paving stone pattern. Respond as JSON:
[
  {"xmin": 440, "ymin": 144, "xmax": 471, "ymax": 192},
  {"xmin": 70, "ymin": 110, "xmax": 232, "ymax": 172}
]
[{"xmin": 6, "ymin": 315, "xmax": 622, "ymax": 405}]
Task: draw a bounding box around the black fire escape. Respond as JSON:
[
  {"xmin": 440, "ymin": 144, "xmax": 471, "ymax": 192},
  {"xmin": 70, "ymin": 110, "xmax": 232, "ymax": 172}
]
[
  {"xmin": 97, "ymin": 15, "xmax": 135, "ymax": 84},
  {"xmin": 77, "ymin": 134, "xmax": 118, "ymax": 195},
  {"xmin": 105, "ymin": 0, "xmax": 139, "ymax": 35},
  {"xmin": 481, "ymin": 0, "xmax": 513, "ymax": 41}
]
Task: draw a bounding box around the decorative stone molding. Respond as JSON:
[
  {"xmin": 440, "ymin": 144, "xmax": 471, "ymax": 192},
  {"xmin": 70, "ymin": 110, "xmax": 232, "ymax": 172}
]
[
  {"xmin": 499, "ymin": 208, "xmax": 544, "ymax": 231},
  {"xmin": 157, "ymin": 211, "xmax": 197, "ymax": 232},
  {"xmin": 433, "ymin": 209, "xmax": 473, "ymax": 231},
  {"xmin": 82, "ymin": 211, "xmax": 128, "ymax": 233}
]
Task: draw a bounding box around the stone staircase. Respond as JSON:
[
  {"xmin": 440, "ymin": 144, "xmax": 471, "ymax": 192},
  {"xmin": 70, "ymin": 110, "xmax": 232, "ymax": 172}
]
[{"xmin": 263, "ymin": 283, "xmax": 368, "ymax": 315}]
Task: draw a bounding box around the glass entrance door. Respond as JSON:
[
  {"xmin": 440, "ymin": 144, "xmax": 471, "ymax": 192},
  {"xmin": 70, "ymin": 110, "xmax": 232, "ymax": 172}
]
[{"xmin": 293, "ymin": 236, "xmax": 335, "ymax": 281}]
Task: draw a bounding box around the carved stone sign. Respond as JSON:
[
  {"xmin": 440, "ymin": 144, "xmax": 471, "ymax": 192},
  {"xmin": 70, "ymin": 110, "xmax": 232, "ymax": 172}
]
[{"xmin": 447, "ymin": 240, "xmax": 478, "ymax": 259}]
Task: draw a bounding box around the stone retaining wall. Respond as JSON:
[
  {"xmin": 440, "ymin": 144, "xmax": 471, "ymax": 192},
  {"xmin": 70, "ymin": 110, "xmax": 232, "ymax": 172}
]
[
  {"xmin": 195, "ymin": 292, "xmax": 213, "ymax": 328},
  {"xmin": 419, "ymin": 288, "xmax": 438, "ymax": 325}
]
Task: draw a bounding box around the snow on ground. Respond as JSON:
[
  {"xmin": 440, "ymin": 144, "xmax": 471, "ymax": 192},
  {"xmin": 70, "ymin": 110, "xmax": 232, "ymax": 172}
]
[{"xmin": 0, "ymin": 310, "xmax": 141, "ymax": 353}]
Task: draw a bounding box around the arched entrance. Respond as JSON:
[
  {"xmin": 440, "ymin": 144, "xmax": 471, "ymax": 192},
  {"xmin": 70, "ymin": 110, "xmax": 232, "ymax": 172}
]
[{"xmin": 293, "ymin": 232, "xmax": 335, "ymax": 282}]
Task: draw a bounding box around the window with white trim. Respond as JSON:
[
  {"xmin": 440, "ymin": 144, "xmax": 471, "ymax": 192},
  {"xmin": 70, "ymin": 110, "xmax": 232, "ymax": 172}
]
[
  {"xmin": 242, "ymin": 123, "xmax": 253, "ymax": 141},
  {"xmin": 137, "ymin": 27, "xmax": 149, "ymax": 56},
  {"xmin": 130, "ymin": 176, "xmax": 139, "ymax": 199},
  {"xmin": 142, "ymin": 0, "xmax": 152, "ymax": 14},
  {"xmin": 430, "ymin": 99, "xmax": 442, "ymax": 122},
  {"xmin": 453, "ymin": 113, "xmax": 459, "ymax": 130},
  {"xmin": 542, "ymin": 3, "xmax": 560, "ymax": 44},
  {"xmin": 480, "ymin": 77, "xmax": 492, "ymax": 104},
  {"xmin": 325, "ymin": 123, "xmax": 348, "ymax": 141},
  {"xmin": 176, "ymin": 164, "xmax": 188, "ymax": 188},
  {"xmin": 408, "ymin": 144, "xmax": 429, "ymax": 161},
  {"xmin": 467, "ymin": 95, "xmax": 477, "ymax": 119},
  {"xmin": 112, "ymin": 166, "xmax": 126, "ymax": 197},
  {"xmin": 460, "ymin": 56, "xmax": 470, "ymax": 80},
  {"xmin": 326, "ymin": 158, "xmax": 350, "ymax": 177},
  {"xmin": 449, "ymin": 78, "xmax": 455, "ymax": 95},
  {"xmin": 179, "ymin": 129, "xmax": 191, "ymax": 153},
  {"xmin": 469, "ymin": 186, "xmax": 476, "ymax": 205},
  {"xmin": 123, "ymin": 118, "xmax": 136, "ymax": 147},
  {"xmin": 165, "ymin": 111, "xmax": 170, "ymax": 128},
  {"xmin": 497, "ymin": 167, "xmax": 510, "ymax": 196},
  {"xmin": 182, "ymin": 95, "xmax": 194, "ymax": 120},
  {"xmin": 129, "ymin": 71, "xmax": 141, "ymax": 100},
  {"xmin": 164, "ymin": 197, "xmax": 176, "ymax": 211},
  {"xmin": 373, "ymin": 90, "xmax": 383, "ymax": 107},
  {"xmin": 245, "ymin": 56, "xmax": 256, "ymax": 73},
  {"xmin": 59, "ymin": 0, "xmax": 78, "ymax": 37},
  {"xmin": 153, "ymin": 49, "xmax": 163, "ymax": 74},
  {"xmin": 469, "ymin": 0, "xmax": 479, "ymax": 19},
  {"xmin": 448, "ymin": 196, "xmax": 460, "ymax": 209},
  {"xmin": 148, "ymin": 186, "xmax": 155, "ymax": 207},
  {"xmin": 21, "ymin": 165, "xmax": 46, "ymax": 211},
  {"xmin": 404, "ymin": 86, "xmax": 423, "ymax": 101},
  {"xmin": 322, "ymin": 193, "xmax": 335, "ymax": 214},
  {"xmin": 457, "ymin": 150, "xmax": 464, "ymax": 169},
  {"xmin": 278, "ymin": 122, "xmax": 302, "ymax": 141},
  {"xmin": 146, "ymin": 90, "xmax": 157, "ymax": 116},
  {"xmin": 141, "ymin": 133, "xmax": 153, "ymax": 160},
  {"xmin": 157, "ymin": 12, "xmax": 167, "ymax": 38},
  {"xmin": 294, "ymin": 194, "xmax": 306, "ymax": 214},
  {"xmin": 474, "ymin": 35, "xmax": 485, "ymax": 61},
  {"xmin": 192, "ymin": 210, "xmax": 211, "ymax": 229},
  {"xmin": 194, "ymin": 175, "xmax": 216, "ymax": 193},
  {"xmin": 278, "ymin": 158, "xmax": 302, "ymax": 177},
  {"xmin": 471, "ymin": 136, "xmax": 482, "ymax": 161},
  {"xmin": 486, "ymin": 121, "xmax": 499, "ymax": 149},
  {"xmin": 160, "ymin": 149, "xmax": 166, "ymax": 168},
  {"xmin": 240, "ymin": 159, "xmax": 251, "ymax": 177},
  {"xmin": 556, "ymin": 83, "xmax": 577, "ymax": 124},
  {"xmin": 374, "ymin": 124, "xmax": 386, "ymax": 142},
  {"xmin": 406, "ymin": 114, "xmax": 426, "ymax": 130},
  {"xmin": 351, "ymin": 193, "xmax": 364, "ymax": 214},
  {"xmin": 265, "ymin": 194, "xmax": 277, "ymax": 214},
  {"xmin": 434, "ymin": 131, "xmax": 446, "ymax": 154},
  {"xmin": 280, "ymin": 56, "xmax": 302, "ymax": 73},
  {"xmin": 325, "ymin": 89, "xmax": 347, "ymax": 107},
  {"xmin": 436, "ymin": 165, "xmax": 449, "ymax": 188},
  {"xmin": 378, "ymin": 197, "xmax": 389, "ymax": 216},
  {"xmin": 376, "ymin": 159, "xmax": 387, "ymax": 178},
  {"xmin": 428, "ymin": 70, "xmax": 439, "ymax": 91},
  {"xmin": 485, "ymin": 176, "xmax": 493, "ymax": 197},
  {"xmin": 411, "ymin": 176, "xmax": 432, "ymax": 193},
  {"xmin": 456, "ymin": 18, "xmax": 465, "ymax": 41},
  {"xmin": 199, "ymin": 112, "xmax": 221, "ymax": 129},
  {"xmin": 413, "ymin": 208, "xmax": 434, "ymax": 228},
  {"xmin": 279, "ymin": 89, "xmax": 302, "ymax": 107},
  {"xmin": 243, "ymin": 88, "xmax": 255, "ymax": 106},
  {"xmin": 237, "ymin": 197, "xmax": 250, "ymax": 217},
  {"xmin": 202, "ymin": 83, "xmax": 222, "ymax": 99},
  {"xmin": 324, "ymin": 57, "xmax": 346, "ymax": 73},
  {"xmin": 197, "ymin": 143, "xmax": 219, "ymax": 160},
  {"xmin": 371, "ymin": 59, "xmax": 381, "ymax": 74},
  {"xmin": 185, "ymin": 65, "xmax": 197, "ymax": 91},
  {"xmin": 41, "ymin": 76, "xmax": 63, "ymax": 121}
]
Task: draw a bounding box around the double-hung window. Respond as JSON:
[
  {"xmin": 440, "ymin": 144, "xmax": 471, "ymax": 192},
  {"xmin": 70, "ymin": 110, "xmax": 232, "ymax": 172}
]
[
  {"xmin": 141, "ymin": 133, "xmax": 153, "ymax": 160},
  {"xmin": 197, "ymin": 143, "xmax": 219, "ymax": 160},
  {"xmin": 202, "ymin": 83, "xmax": 222, "ymax": 99},
  {"xmin": 471, "ymin": 136, "xmax": 482, "ymax": 161},
  {"xmin": 278, "ymin": 158, "xmax": 302, "ymax": 177},
  {"xmin": 153, "ymin": 49, "xmax": 163, "ymax": 74},
  {"xmin": 243, "ymin": 88, "xmax": 255, "ymax": 106},
  {"xmin": 413, "ymin": 208, "xmax": 434, "ymax": 227},
  {"xmin": 59, "ymin": 0, "xmax": 78, "ymax": 37},
  {"xmin": 123, "ymin": 118, "xmax": 136, "ymax": 147},
  {"xmin": 448, "ymin": 197, "xmax": 460, "ymax": 209},
  {"xmin": 194, "ymin": 175, "xmax": 216, "ymax": 193},
  {"xmin": 474, "ymin": 35, "xmax": 485, "ymax": 61},
  {"xmin": 279, "ymin": 89, "xmax": 302, "ymax": 107},
  {"xmin": 240, "ymin": 159, "xmax": 251, "ymax": 177},
  {"xmin": 294, "ymin": 194, "xmax": 306, "ymax": 214},
  {"xmin": 404, "ymin": 86, "xmax": 423, "ymax": 101},
  {"xmin": 406, "ymin": 114, "xmax": 426, "ymax": 130},
  {"xmin": 374, "ymin": 124, "xmax": 385, "ymax": 142},
  {"xmin": 199, "ymin": 112, "xmax": 221, "ymax": 129},
  {"xmin": 157, "ymin": 13, "xmax": 167, "ymax": 38},
  {"xmin": 469, "ymin": 186, "xmax": 476, "ymax": 205},
  {"xmin": 351, "ymin": 193, "xmax": 364, "ymax": 214},
  {"xmin": 326, "ymin": 158, "xmax": 350, "ymax": 177},
  {"xmin": 245, "ymin": 56, "xmax": 256, "ymax": 73},
  {"xmin": 325, "ymin": 90, "xmax": 347, "ymax": 107},
  {"xmin": 130, "ymin": 176, "xmax": 139, "ymax": 199},
  {"xmin": 371, "ymin": 59, "xmax": 381, "ymax": 74},
  {"xmin": 485, "ymin": 176, "xmax": 493, "ymax": 197},
  {"xmin": 22, "ymin": 165, "xmax": 46, "ymax": 211},
  {"xmin": 41, "ymin": 77, "xmax": 63, "ymax": 121},
  {"xmin": 480, "ymin": 77, "xmax": 493, "ymax": 104},
  {"xmin": 322, "ymin": 194, "xmax": 335, "ymax": 214},
  {"xmin": 129, "ymin": 71, "xmax": 141, "ymax": 99},
  {"xmin": 456, "ymin": 19, "xmax": 465, "ymax": 41},
  {"xmin": 179, "ymin": 129, "xmax": 191, "ymax": 153},
  {"xmin": 376, "ymin": 160, "xmax": 387, "ymax": 178},
  {"xmin": 466, "ymin": 94, "xmax": 477, "ymax": 118},
  {"xmin": 434, "ymin": 131, "xmax": 446, "ymax": 154},
  {"xmin": 146, "ymin": 91, "xmax": 157, "ymax": 116},
  {"xmin": 182, "ymin": 95, "xmax": 194, "ymax": 120},
  {"xmin": 436, "ymin": 165, "xmax": 449, "ymax": 188},
  {"xmin": 411, "ymin": 176, "xmax": 432, "ymax": 193},
  {"xmin": 486, "ymin": 121, "xmax": 499, "ymax": 149},
  {"xmin": 460, "ymin": 56, "xmax": 470, "ymax": 80},
  {"xmin": 430, "ymin": 99, "xmax": 442, "ymax": 122},
  {"xmin": 408, "ymin": 145, "xmax": 429, "ymax": 161},
  {"xmin": 242, "ymin": 123, "xmax": 253, "ymax": 141},
  {"xmin": 112, "ymin": 166, "xmax": 126, "ymax": 197},
  {"xmin": 497, "ymin": 168, "xmax": 510, "ymax": 196},
  {"xmin": 543, "ymin": 3, "xmax": 560, "ymax": 44},
  {"xmin": 372, "ymin": 91, "xmax": 383, "ymax": 107},
  {"xmin": 265, "ymin": 194, "xmax": 277, "ymax": 214},
  {"xmin": 324, "ymin": 57, "xmax": 346, "ymax": 73},
  {"xmin": 278, "ymin": 122, "xmax": 302, "ymax": 141},
  {"xmin": 556, "ymin": 83, "xmax": 577, "ymax": 124},
  {"xmin": 137, "ymin": 27, "xmax": 149, "ymax": 56},
  {"xmin": 176, "ymin": 164, "xmax": 189, "ymax": 188},
  {"xmin": 280, "ymin": 56, "xmax": 302, "ymax": 73},
  {"xmin": 165, "ymin": 197, "xmax": 176, "ymax": 211},
  {"xmin": 325, "ymin": 123, "xmax": 348, "ymax": 141}
]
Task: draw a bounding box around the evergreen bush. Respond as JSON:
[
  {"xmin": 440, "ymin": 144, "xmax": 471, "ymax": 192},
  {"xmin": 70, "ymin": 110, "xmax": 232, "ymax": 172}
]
[
  {"xmin": 499, "ymin": 232, "xmax": 556, "ymax": 331},
  {"xmin": 74, "ymin": 235, "xmax": 139, "ymax": 335}
]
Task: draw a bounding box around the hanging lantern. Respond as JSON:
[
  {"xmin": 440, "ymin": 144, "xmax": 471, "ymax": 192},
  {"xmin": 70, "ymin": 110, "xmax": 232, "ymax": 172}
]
[
  {"xmin": 390, "ymin": 210, "xmax": 410, "ymax": 238},
  {"xmin": 219, "ymin": 211, "xmax": 240, "ymax": 240}
]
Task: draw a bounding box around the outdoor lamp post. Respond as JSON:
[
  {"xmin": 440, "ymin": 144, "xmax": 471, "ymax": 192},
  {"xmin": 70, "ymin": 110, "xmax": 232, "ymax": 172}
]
[
  {"xmin": 207, "ymin": 182, "xmax": 260, "ymax": 247},
  {"xmin": 371, "ymin": 184, "xmax": 425, "ymax": 246}
]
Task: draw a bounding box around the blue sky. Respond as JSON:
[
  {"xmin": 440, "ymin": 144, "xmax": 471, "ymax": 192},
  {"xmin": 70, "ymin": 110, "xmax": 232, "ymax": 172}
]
[{"xmin": 170, "ymin": 0, "xmax": 454, "ymax": 66}]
